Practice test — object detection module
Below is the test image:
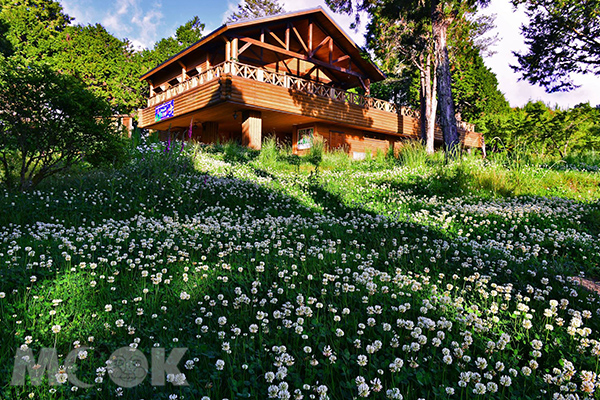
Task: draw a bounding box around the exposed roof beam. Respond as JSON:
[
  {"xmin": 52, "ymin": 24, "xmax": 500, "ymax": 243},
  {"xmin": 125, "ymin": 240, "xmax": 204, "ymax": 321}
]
[
  {"xmin": 332, "ymin": 55, "xmax": 350, "ymax": 64},
  {"xmin": 302, "ymin": 64, "xmax": 318, "ymax": 79},
  {"xmin": 238, "ymin": 37, "xmax": 368, "ymax": 79},
  {"xmin": 266, "ymin": 28, "xmax": 286, "ymax": 49},
  {"xmin": 291, "ymin": 24, "xmax": 308, "ymax": 53},
  {"xmin": 274, "ymin": 52, "xmax": 294, "ymax": 75},
  {"xmin": 309, "ymin": 36, "xmax": 331, "ymax": 58},
  {"xmin": 238, "ymin": 41, "xmax": 252, "ymax": 55}
]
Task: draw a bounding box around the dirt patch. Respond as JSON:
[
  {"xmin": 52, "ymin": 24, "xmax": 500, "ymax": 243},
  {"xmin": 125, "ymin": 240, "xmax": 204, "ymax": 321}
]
[{"xmin": 572, "ymin": 276, "xmax": 600, "ymax": 295}]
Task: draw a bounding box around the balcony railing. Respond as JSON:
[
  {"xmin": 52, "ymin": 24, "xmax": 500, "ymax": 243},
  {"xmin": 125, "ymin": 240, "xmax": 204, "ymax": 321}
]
[{"xmin": 147, "ymin": 60, "xmax": 475, "ymax": 132}]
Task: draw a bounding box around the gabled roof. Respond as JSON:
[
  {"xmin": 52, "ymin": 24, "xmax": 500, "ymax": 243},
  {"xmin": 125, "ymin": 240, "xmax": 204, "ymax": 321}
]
[{"xmin": 140, "ymin": 7, "xmax": 385, "ymax": 84}]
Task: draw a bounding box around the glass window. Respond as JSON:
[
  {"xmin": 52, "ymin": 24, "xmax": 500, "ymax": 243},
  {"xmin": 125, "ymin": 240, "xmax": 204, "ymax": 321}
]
[{"xmin": 297, "ymin": 127, "xmax": 314, "ymax": 150}]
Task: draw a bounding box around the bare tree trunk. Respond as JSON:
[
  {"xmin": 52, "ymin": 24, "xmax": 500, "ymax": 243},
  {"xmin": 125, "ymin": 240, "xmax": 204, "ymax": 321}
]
[
  {"xmin": 419, "ymin": 53, "xmax": 437, "ymax": 154},
  {"xmin": 419, "ymin": 55, "xmax": 427, "ymax": 144},
  {"xmin": 432, "ymin": 1, "xmax": 460, "ymax": 158},
  {"xmin": 424, "ymin": 53, "xmax": 437, "ymax": 154}
]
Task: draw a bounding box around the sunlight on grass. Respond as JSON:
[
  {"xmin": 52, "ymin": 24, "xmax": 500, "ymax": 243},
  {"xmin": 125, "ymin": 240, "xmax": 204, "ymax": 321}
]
[{"xmin": 1, "ymin": 140, "xmax": 599, "ymax": 399}]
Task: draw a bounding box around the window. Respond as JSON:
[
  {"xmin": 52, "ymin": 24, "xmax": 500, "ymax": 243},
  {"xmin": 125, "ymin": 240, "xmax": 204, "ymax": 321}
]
[{"xmin": 297, "ymin": 127, "xmax": 314, "ymax": 150}]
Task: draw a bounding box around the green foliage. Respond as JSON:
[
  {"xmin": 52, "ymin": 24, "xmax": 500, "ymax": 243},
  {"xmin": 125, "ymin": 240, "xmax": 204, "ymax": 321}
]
[
  {"xmin": 0, "ymin": 60, "xmax": 120, "ymax": 190},
  {"xmin": 0, "ymin": 17, "xmax": 13, "ymax": 58},
  {"xmin": 1, "ymin": 144, "xmax": 600, "ymax": 399},
  {"xmin": 50, "ymin": 24, "xmax": 145, "ymax": 113},
  {"xmin": 397, "ymin": 140, "xmax": 434, "ymax": 168},
  {"xmin": 142, "ymin": 16, "xmax": 205, "ymax": 70},
  {"xmin": 449, "ymin": 16, "xmax": 509, "ymax": 123},
  {"xmin": 258, "ymin": 136, "xmax": 280, "ymax": 165},
  {"xmin": 370, "ymin": 74, "xmax": 418, "ymax": 108},
  {"xmin": 304, "ymin": 139, "xmax": 324, "ymax": 170},
  {"xmin": 451, "ymin": 49, "xmax": 509, "ymax": 122},
  {"xmin": 0, "ymin": 0, "xmax": 70, "ymax": 62},
  {"xmin": 512, "ymin": 0, "xmax": 600, "ymax": 92},
  {"xmin": 479, "ymin": 101, "xmax": 600, "ymax": 157},
  {"xmin": 227, "ymin": 0, "xmax": 285, "ymax": 23}
]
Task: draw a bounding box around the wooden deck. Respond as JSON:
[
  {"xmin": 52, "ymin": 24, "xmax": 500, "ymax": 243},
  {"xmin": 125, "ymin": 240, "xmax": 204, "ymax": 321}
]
[{"xmin": 139, "ymin": 60, "xmax": 482, "ymax": 148}]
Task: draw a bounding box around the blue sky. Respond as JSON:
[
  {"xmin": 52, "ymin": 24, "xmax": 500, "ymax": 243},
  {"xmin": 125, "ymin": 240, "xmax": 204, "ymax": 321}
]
[{"xmin": 59, "ymin": 0, "xmax": 600, "ymax": 109}]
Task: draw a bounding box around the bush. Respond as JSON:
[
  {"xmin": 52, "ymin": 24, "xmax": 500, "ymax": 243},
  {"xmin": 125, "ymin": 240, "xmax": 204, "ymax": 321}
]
[{"xmin": 0, "ymin": 60, "xmax": 120, "ymax": 190}]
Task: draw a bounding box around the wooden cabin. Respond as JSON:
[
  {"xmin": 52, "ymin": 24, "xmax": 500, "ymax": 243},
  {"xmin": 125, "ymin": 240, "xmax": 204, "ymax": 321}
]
[{"xmin": 138, "ymin": 7, "xmax": 483, "ymax": 157}]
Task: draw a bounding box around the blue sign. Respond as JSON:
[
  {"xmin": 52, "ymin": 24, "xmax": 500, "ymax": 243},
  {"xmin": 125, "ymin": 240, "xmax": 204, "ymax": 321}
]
[{"xmin": 155, "ymin": 100, "xmax": 174, "ymax": 122}]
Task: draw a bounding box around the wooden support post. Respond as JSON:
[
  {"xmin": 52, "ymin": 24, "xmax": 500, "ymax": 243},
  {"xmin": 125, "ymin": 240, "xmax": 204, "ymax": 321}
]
[
  {"xmin": 149, "ymin": 81, "xmax": 155, "ymax": 97},
  {"xmin": 232, "ymin": 37, "xmax": 239, "ymax": 60},
  {"xmin": 225, "ymin": 40, "xmax": 231, "ymax": 61},
  {"xmin": 308, "ymin": 19, "xmax": 313, "ymax": 53},
  {"xmin": 285, "ymin": 24, "xmax": 290, "ymax": 51},
  {"xmin": 202, "ymin": 121, "xmax": 219, "ymax": 144},
  {"xmin": 242, "ymin": 110, "xmax": 262, "ymax": 150},
  {"xmin": 260, "ymin": 29, "xmax": 264, "ymax": 61}
]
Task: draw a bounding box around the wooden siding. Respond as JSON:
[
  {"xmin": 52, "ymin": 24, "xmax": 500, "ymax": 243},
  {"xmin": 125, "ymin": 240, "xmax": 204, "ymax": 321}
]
[
  {"xmin": 138, "ymin": 69, "xmax": 483, "ymax": 148},
  {"xmin": 139, "ymin": 78, "xmax": 224, "ymax": 128},
  {"xmin": 228, "ymin": 75, "xmax": 401, "ymax": 134}
]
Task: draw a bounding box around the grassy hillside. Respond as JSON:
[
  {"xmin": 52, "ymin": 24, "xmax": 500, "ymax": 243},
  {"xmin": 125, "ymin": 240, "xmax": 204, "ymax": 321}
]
[{"xmin": 1, "ymin": 141, "xmax": 599, "ymax": 400}]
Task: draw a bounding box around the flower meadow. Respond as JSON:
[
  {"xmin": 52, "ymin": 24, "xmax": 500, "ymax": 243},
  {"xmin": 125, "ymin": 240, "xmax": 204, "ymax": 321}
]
[{"xmin": 1, "ymin": 142, "xmax": 599, "ymax": 400}]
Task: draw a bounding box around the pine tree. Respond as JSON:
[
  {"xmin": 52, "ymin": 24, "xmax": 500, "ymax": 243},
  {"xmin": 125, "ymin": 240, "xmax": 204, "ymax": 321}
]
[{"xmin": 227, "ymin": 0, "xmax": 285, "ymax": 23}]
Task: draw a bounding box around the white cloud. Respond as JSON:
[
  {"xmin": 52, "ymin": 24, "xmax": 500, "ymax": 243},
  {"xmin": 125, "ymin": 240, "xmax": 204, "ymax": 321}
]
[
  {"xmin": 222, "ymin": 1, "xmax": 240, "ymax": 24},
  {"xmin": 60, "ymin": 0, "xmax": 95, "ymax": 25},
  {"xmin": 97, "ymin": 0, "xmax": 164, "ymax": 50}
]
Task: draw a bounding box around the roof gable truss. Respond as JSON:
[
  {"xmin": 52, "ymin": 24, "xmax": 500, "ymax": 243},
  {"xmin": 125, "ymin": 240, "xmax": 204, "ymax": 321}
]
[{"xmin": 229, "ymin": 17, "xmax": 368, "ymax": 86}]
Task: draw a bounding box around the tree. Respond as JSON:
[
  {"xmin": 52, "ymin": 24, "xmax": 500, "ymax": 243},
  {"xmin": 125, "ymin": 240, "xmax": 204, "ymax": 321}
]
[
  {"xmin": 327, "ymin": 0, "xmax": 489, "ymax": 156},
  {"xmin": 367, "ymin": 4, "xmax": 439, "ymax": 153},
  {"xmin": 0, "ymin": 0, "xmax": 71, "ymax": 62},
  {"xmin": 449, "ymin": 14, "xmax": 509, "ymax": 123},
  {"xmin": 477, "ymin": 101, "xmax": 600, "ymax": 156},
  {"xmin": 364, "ymin": 0, "xmax": 501, "ymax": 153},
  {"xmin": 50, "ymin": 24, "xmax": 145, "ymax": 113},
  {"xmin": 143, "ymin": 16, "xmax": 205, "ymax": 70},
  {"xmin": 0, "ymin": 18, "xmax": 13, "ymax": 58},
  {"xmin": 227, "ymin": 0, "xmax": 285, "ymax": 23},
  {"xmin": 512, "ymin": 0, "xmax": 600, "ymax": 92},
  {"xmin": 0, "ymin": 61, "xmax": 119, "ymax": 190},
  {"xmin": 451, "ymin": 49, "xmax": 509, "ymax": 123}
]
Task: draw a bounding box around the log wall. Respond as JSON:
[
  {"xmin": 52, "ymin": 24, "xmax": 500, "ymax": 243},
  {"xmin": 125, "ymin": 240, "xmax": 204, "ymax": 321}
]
[{"xmin": 139, "ymin": 72, "xmax": 483, "ymax": 149}]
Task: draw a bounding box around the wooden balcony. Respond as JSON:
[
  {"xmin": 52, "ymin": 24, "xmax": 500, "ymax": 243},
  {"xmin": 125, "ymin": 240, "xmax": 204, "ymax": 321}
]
[{"xmin": 139, "ymin": 60, "xmax": 481, "ymax": 147}]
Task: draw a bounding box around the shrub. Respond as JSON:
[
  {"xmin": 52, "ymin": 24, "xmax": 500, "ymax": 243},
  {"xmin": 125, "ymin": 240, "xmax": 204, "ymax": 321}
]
[{"xmin": 0, "ymin": 60, "xmax": 119, "ymax": 190}]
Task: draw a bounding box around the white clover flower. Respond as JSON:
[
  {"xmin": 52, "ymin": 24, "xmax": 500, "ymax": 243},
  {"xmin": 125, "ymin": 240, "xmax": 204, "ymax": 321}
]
[
  {"xmin": 215, "ymin": 359, "xmax": 225, "ymax": 370},
  {"xmin": 475, "ymin": 357, "xmax": 488, "ymax": 370},
  {"xmin": 265, "ymin": 371, "xmax": 275, "ymax": 383},
  {"xmin": 473, "ymin": 383, "xmax": 486, "ymax": 394},
  {"xmin": 386, "ymin": 388, "xmax": 403, "ymax": 399},
  {"xmin": 357, "ymin": 382, "xmax": 370, "ymax": 397},
  {"xmin": 268, "ymin": 385, "xmax": 279, "ymax": 398},
  {"xmin": 500, "ymin": 375, "xmax": 512, "ymax": 386}
]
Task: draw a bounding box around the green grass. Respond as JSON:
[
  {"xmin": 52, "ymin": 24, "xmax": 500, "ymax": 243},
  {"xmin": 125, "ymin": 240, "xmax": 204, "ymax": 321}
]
[{"xmin": 1, "ymin": 140, "xmax": 599, "ymax": 400}]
